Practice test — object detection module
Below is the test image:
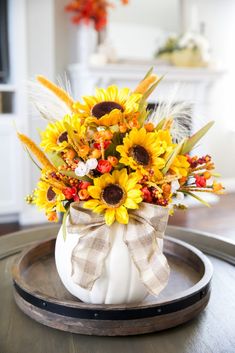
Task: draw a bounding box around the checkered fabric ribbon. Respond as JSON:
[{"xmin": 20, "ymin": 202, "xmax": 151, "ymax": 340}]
[{"xmin": 67, "ymin": 202, "xmax": 170, "ymax": 296}]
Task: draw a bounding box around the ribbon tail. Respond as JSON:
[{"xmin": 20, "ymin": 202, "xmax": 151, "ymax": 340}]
[
  {"xmin": 124, "ymin": 221, "xmax": 170, "ymax": 296},
  {"xmin": 71, "ymin": 224, "xmax": 111, "ymax": 290}
]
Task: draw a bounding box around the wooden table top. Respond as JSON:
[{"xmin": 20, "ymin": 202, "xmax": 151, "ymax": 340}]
[{"xmin": 0, "ymin": 225, "xmax": 235, "ymax": 353}]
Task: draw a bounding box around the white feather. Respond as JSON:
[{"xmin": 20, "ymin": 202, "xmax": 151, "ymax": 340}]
[
  {"xmin": 147, "ymin": 85, "xmax": 193, "ymax": 142},
  {"xmin": 56, "ymin": 72, "xmax": 73, "ymax": 98}
]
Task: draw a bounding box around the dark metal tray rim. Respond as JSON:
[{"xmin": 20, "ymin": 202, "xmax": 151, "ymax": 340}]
[{"xmin": 12, "ymin": 236, "xmax": 213, "ymax": 312}]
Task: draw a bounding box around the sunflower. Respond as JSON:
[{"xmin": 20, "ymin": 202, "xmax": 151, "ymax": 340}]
[
  {"xmin": 40, "ymin": 114, "xmax": 85, "ymax": 152},
  {"xmin": 155, "ymin": 130, "xmax": 190, "ymax": 177},
  {"xmin": 84, "ymin": 169, "xmax": 142, "ymax": 225},
  {"xmin": 117, "ymin": 127, "xmax": 166, "ymax": 177},
  {"xmin": 155, "ymin": 130, "xmax": 175, "ymax": 153},
  {"xmin": 34, "ymin": 181, "xmax": 66, "ymax": 215},
  {"xmin": 170, "ymin": 155, "xmax": 190, "ymax": 177},
  {"xmin": 73, "ymin": 85, "xmax": 142, "ymax": 127}
]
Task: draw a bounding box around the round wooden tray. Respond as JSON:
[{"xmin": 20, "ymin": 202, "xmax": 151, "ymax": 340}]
[{"xmin": 12, "ymin": 236, "xmax": 213, "ymax": 336}]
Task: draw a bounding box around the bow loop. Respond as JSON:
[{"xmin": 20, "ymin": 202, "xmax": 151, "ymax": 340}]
[{"xmin": 67, "ymin": 202, "xmax": 170, "ymax": 296}]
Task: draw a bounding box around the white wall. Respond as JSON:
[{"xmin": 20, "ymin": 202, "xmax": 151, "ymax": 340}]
[
  {"xmin": 108, "ymin": 0, "xmax": 179, "ymax": 60},
  {"xmin": 195, "ymin": 0, "xmax": 235, "ymax": 178},
  {"xmin": 109, "ymin": 0, "xmax": 179, "ymax": 30}
]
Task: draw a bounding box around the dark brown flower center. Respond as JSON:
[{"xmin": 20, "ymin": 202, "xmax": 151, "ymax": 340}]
[
  {"xmin": 58, "ymin": 131, "xmax": 68, "ymax": 143},
  {"xmin": 47, "ymin": 187, "xmax": 56, "ymax": 202},
  {"xmin": 132, "ymin": 145, "xmax": 150, "ymax": 166},
  {"xmin": 91, "ymin": 101, "xmax": 123, "ymax": 119},
  {"xmin": 102, "ymin": 184, "xmax": 124, "ymax": 206}
]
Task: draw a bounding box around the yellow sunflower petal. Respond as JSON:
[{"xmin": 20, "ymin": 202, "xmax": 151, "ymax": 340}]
[
  {"xmin": 116, "ymin": 168, "xmax": 128, "ymax": 186},
  {"xmin": 116, "ymin": 206, "xmax": 129, "ymax": 224},
  {"xmin": 83, "ymin": 96, "xmax": 96, "ymax": 108},
  {"xmin": 94, "ymin": 173, "xmax": 113, "ymax": 189},
  {"xmin": 95, "ymin": 88, "xmax": 106, "ymax": 101},
  {"xmin": 105, "ymin": 208, "xmax": 116, "ymax": 226},
  {"xmin": 118, "ymin": 88, "xmax": 130, "ymax": 103},
  {"xmin": 153, "ymin": 167, "xmax": 163, "ymax": 180},
  {"xmin": 83, "ymin": 199, "xmax": 100, "ymax": 209},
  {"xmin": 127, "ymin": 189, "xmax": 142, "ymax": 200},
  {"xmin": 107, "ymin": 85, "xmax": 118, "ymax": 100},
  {"xmin": 124, "ymin": 198, "xmax": 139, "ymax": 209},
  {"xmin": 154, "ymin": 157, "xmax": 166, "ymax": 169},
  {"xmin": 93, "ymin": 204, "xmax": 107, "ymax": 214},
  {"xmin": 96, "ymin": 109, "xmax": 122, "ymax": 126},
  {"xmin": 87, "ymin": 185, "xmax": 102, "ymax": 199},
  {"xmin": 56, "ymin": 203, "xmax": 66, "ymax": 212}
]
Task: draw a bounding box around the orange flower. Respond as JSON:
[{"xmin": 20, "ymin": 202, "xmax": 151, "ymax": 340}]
[
  {"xmin": 128, "ymin": 115, "xmax": 140, "ymax": 129},
  {"xmin": 103, "ymin": 130, "xmax": 113, "ymax": 140},
  {"xmin": 212, "ymin": 181, "xmax": 224, "ymax": 194},
  {"xmin": 46, "ymin": 211, "xmax": 58, "ymax": 222},
  {"xmin": 144, "ymin": 123, "xmax": 154, "ymax": 132},
  {"xmin": 119, "ymin": 123, "xmax": 127, "ymax": 133},
  {"xmin": 203, "ymin": 171, "xmax": 211, "ymax": 180},
  {"xmin": 108, "ymin": 156, "xmax": 118, "ymax": 167},
  {"xmin": 66, "ymin": 149, "xmax": 76, "ymax": 160},
  {"xmin": 206, "ymin": 162, "xmax": 215, "ymax": 170},
  {"xmin": 78, "ymin": 189, "xmax": 90, "ymax": 200},
  {"xmin": 65, "ymin": 0, "xmax": 129, "ymax": 31},
  {"xmin": 90, "ymin": 149, "xmax": 102, "ymax": 159},
  {"xmin": 162, "ymin": 183, "xmax": 171, "ymax": 197},
  {"xmin": 94, "ymin": 131, "xmax": 104, "ymax": 142},
  {"xmin": 78, "ymin": 145, "xmax": 90, "ymax": 158}
]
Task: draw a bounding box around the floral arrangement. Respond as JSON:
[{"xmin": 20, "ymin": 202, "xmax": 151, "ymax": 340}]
[
  {"xmin": 65, "ymin": 0, "xmax": 128, "ymax": 31},
  {"xmin": 18, "ymin": 69, "xmax": 223, "ymax": 227},
  {"xmin": 156, "ymin": 32, "xmax": 210, "ymax": 67}
]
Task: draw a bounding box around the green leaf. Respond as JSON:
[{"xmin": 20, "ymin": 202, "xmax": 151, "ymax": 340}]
[
  {"xmin": 137, "ymin": 76, "xmax": 164, "ymax": 126},
  {"xmin": 115, "ymin": 163, "xmax": 126, "ymax": 170},
  {"xmin": 155, "ymin": 118, "xmax": 167, "ymax": 130},
  {"xmin": 105, "ymin": 132, "xmax": 123, "ymax": 158},
  {"xmin": 104, "ymin": 143, "xmax": 119, "ymax": 158},
  {"xmin": 162, "ymin": 139, "xmax": 185, "ymax": 175},
  {"xmin": 182, "ymin": 190, "xmax": 211, "ymax": 207},
  {"xmin": 62, "ymin": 208, "xmax": 69, "ymax": 241},
  {"xmin": 142, "ymin": 67, "xmax": 154, "ymax": 81},
  {"xmin": 64, "ymin": 122, "xmax": 80, "ymax": 152},
  {"xmin": 113, "ymin": 132, "xmax": 123, "ymax": 145},
  {"xmin": 181, "ymin": 121, "xmax": 214, "ymax": 154},
  {"xmin": 47, "ymin": 152, "xmax": 64, "ymax": 168},
  {"xmin": 59, "ymin": 169, "xmax": 77, "ymax": 178},
  {"xmin": 138, "ymin": 98, "xmax": 147, "ymax": 111}
]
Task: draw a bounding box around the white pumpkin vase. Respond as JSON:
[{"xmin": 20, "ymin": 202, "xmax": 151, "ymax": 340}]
[{"xmin": 55, "ymin": 202, "xmax": 170, "ymax": 305}]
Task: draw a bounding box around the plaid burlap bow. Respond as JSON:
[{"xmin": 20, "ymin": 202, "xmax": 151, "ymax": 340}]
[{"xmin": 67, "ymin": 202, "xmax": 170, "ymax": 296}]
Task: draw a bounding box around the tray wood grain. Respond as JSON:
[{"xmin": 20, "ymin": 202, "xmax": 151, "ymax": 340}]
[{"xmin": 12, "ymin": 236, "xmax": 213, "ymax": 336}]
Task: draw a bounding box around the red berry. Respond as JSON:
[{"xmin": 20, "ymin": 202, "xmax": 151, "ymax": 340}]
[
  {"xmin": 94, "ymin": 141, "xmax": 111, "ymax": 150},
  {"xmin": 195, "ymin": 175, "xmax": 207, "ymax": 188},
  {"xmin": 97, "ymin": 160, "xmax": 112, "ymax": 174},
  {"xmin": 63, "ymin": 187, "xmax": 77, "ymax": 200},
  {"xmin": 78, "ymin": 181, "xmax": 91, "ymax": 189},
  {"xmin": 141, "ymin": 186, "xmax": 153, "ymax": 203},
  {"xmin": 73, "ymin": 194, "xmax": 80, "ymax": 202}
]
